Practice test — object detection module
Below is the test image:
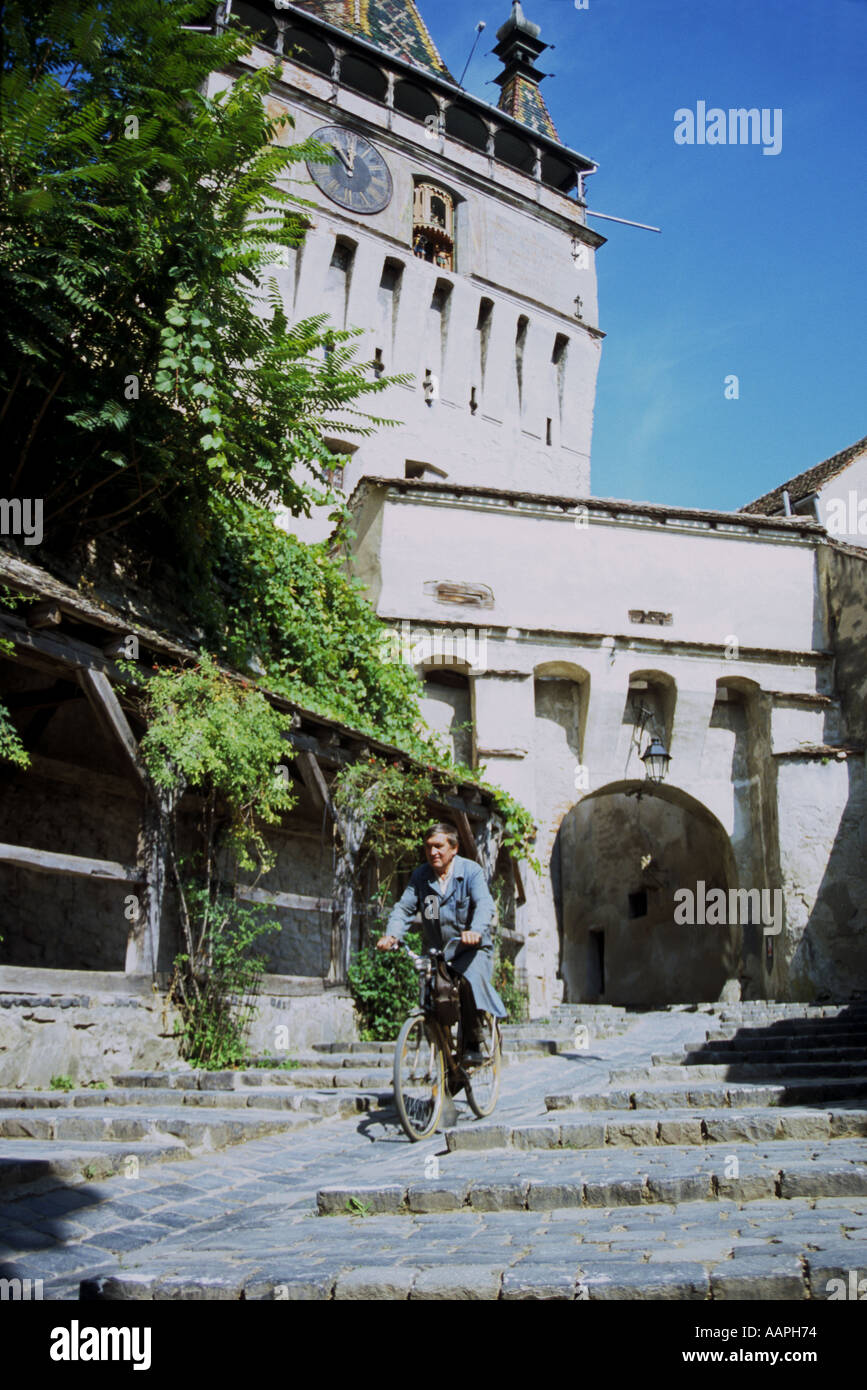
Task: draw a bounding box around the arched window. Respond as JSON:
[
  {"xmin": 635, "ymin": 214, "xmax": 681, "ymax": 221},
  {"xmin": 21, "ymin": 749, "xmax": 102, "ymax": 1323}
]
[
  {"xmin": 339, "ymin": 54, "xmax": 388, "ymax": 103},
  {"xmin": 413, "ymin": 183, "xmax": 455, "ymax": 270},
  {"xmin": 394, "ymin": 80, "xmax": 438, "ymax": 124},
  {"xmin": 444, "ymin": 105, "xmax": 488, "ymax": 152},
  {"xmin": 494, "ymin": 128, "xmax": 534, "ymax": 175}
]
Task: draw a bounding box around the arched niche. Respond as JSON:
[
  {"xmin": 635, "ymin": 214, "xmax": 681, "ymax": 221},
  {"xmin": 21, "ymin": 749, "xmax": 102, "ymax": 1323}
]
[
  {"xmin": 533, "ymin": 661, "xmax": 590, "ymax": 768},
  {"xmin": 419, "ymin": 662, "xmax": 474, "ymax": 767}
]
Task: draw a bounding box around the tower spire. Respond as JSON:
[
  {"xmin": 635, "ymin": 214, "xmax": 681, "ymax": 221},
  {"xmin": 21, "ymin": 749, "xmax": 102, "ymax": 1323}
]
[{"xmin": 493, "ymin": 1, "xmax": 560, "ymax": 142}]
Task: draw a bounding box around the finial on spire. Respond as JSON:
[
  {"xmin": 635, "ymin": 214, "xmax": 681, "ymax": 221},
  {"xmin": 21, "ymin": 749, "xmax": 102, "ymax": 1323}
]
[
  {"xmin": 492, "ymin": 0, "xmax": 560, "ymax": 142},
  {"xmin": 496, "ymin": 1, "xmax": 541, "ymax": 45}
]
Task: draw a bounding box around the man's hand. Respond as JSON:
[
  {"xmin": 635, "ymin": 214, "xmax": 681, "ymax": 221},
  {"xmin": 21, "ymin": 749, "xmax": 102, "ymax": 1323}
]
[
  {"xmin": 460, "ymin": 931, "xmax": 482, "ymax": 946},
  {"xmin": 376, "ymin": 935, "xmax": 398, "ymax": 950}
]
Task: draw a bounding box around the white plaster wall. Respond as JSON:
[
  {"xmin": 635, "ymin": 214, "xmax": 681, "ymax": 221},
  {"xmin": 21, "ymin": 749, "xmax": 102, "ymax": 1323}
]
[
  {"xmin": 212, "ymin": 56, "xmax": 601, "ymax": 544},
  {"xmin": 776, "ymin": 757, "xmax": 867, "ymax": 999},
  {"xmin": 373, "ymin": 497, "xmax": 822, "ymax": 653},
  {"xmin": 819, "ymin": 450, "xmax": 867, "ymax": 549}
]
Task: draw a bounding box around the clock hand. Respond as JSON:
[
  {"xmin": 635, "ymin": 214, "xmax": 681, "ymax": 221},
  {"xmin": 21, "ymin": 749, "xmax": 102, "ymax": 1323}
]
[{"xmin": 332, "ymin": 144, "xmax": 352, "ymax": 174}]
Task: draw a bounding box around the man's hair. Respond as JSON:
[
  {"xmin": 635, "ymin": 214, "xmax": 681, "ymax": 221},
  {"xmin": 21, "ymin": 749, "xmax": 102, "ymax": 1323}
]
[{"xmin": 424, "ymin": 822, "xmax": 460, "ymax": 847}]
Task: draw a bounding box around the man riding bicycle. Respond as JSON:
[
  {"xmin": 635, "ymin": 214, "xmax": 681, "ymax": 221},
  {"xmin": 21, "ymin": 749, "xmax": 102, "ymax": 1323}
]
[{"xmin": 376, "ymin": 821, "xmax": 507, "ymax": 1063}]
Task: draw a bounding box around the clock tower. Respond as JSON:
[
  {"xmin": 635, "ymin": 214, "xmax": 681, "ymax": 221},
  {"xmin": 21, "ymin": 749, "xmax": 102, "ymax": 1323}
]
[{"xmin": 218, "ymin": 0, "xmax": 604, "ymax": 534}]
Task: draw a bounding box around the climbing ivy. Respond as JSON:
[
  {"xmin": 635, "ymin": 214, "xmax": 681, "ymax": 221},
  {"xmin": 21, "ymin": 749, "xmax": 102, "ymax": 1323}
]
[{"xmin": 134, "ymin": 655, "xmax": 295, "ymax": 1067}]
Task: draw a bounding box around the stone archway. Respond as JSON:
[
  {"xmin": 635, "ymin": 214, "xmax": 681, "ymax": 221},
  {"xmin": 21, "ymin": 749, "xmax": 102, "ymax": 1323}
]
[{"xmin": 554, "ymin": 780, "xmax": 740, "ymax": 1006}]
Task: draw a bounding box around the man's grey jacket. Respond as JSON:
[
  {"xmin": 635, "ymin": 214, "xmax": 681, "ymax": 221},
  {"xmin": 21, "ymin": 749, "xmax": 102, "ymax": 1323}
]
[{"xmin": 386, "ymin": 856, "xmax": 507, "ymax": 1019}]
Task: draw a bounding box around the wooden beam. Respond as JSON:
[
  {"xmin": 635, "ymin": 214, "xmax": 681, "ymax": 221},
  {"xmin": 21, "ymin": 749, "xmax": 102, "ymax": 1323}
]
[
  {"xmin": 26, "ymin": 602, "xmax": 62, "ymax": 629},
  {"xmin": 0, "ymin": 612, "xmax": 122, "ymax": 680},
  {"xmin": 235, "ymin": 884, "xmax": 334, "ymax": 913},
  {"xmin": 294, "ymin": 750, "xmax": 334, "ymax": 819},
  {"xmin": 512, "ymin": 857, "xmax": 526, "ymax": 907},
  {"xmin": 0, "ymin": 842, "xmax": 142, "ymax": 883},
  {"xmin": 77, "ymin": 667, "xmax": 149, "ymax": 786},
  {"xmin": 427, "ymin": 790, "xmax": 489, "ymax": 823},
  {"xmin": 452, "ymin": 808, "xmax": 479, "ymax": 862},
  {"xmin": 129, "ymin": 781, "xmax": 180, "ymax": 979}
]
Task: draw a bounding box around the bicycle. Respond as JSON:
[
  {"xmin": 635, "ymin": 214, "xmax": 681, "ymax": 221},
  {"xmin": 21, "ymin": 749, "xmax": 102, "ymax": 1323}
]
[{"xmin": 391, "ymin": 942, "xmax": 501, "ymax": 1141}]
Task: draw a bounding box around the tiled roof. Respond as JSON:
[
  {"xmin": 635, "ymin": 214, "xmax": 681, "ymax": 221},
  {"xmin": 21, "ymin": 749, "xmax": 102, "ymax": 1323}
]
[
  {"xmin": 291, "ymin": 0, "xmax": 453, "ymax": 79},
  {"xmin": 740, "ymin": 434, "xmax": 867, "ymax": 515},
  {"xmin": 497, "ymin": 72, "xmax": 559, "ymax": 142}
]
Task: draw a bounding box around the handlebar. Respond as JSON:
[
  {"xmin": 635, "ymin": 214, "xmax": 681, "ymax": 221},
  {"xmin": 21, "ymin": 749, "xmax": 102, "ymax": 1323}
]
[{"xmin": 398, "ymin": 942, "xmax": 438, "ymax": 973}]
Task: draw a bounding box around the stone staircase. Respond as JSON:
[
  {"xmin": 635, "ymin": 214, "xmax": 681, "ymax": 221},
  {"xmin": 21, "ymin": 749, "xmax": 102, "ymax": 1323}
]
[
  {"xmin": 501, "ymin": 1004, "xmax": 632, "ymax": 1055},
  {"xmin": 0, "ymin": 1021, "xmax": 593, "ymax": 1192},
  {"xmin": 306, "ymin": 1003, "xmax": 867, "ymax": 1299}
]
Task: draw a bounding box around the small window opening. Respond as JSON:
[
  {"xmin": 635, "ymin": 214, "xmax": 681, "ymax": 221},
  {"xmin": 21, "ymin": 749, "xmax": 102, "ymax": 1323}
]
[
  {"xmin": 552, "ymin": 333, "xmax": 569, "ymax": 364},
  {"xmin": 628, "ymin": 890, "xmax": 648, "ymax": 920},
  {"xmin": 546, "ymin": 417, "xmax": 552, "ymax": 446}
]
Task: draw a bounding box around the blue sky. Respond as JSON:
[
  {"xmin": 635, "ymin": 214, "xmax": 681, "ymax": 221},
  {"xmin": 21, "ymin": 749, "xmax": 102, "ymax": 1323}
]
[{"xmin": 427, "ymin": 0, "xmax": 867, "ymax": 510}]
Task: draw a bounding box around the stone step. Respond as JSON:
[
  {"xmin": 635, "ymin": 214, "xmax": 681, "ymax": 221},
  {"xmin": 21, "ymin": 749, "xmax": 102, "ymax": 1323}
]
[
  {"xmin": 82, "ymin": 1244, "xmax": 849, "ymax": 1302},
  {"xmin": 444, "ymin": 1106, "xmax": 867, "ymax": 1151},
  {"xmin": 113, "ymin": 1066, "xmax": 392, "ymax": 1090},
  {"xmin": 546, "ymin": 1078, "xmax": 867, "ymax": 1111},
  {"xmin": 611, "ymin": 1060, "xmax": 867, "ymax": 1084},
  {"xmin": 716, "ymin": 1012, "xmax": 867, "ymax": 1029},
  {"xmin": 708, "ymin": 1023, "xmax": 867, "ymax": 1045},
  {"xmin": 653, "ymin": 1045, "xmax": 867, "ymax": 1067},
  {"xmin": 671, "ymin": 1046, "xmax": 867, "ymax": 1066},
  {"xmin": 315, "ymin": 1139, "xmax": 867, "ymax": 1215},
  {"xmin": 0, "ymin": 1137, "xmax": 188, "ymax": 1191},
  {"xmin": 257, "ymin": 1052, "xmax": 393, "ymax": 1069},
  {"xmin": 550, "ymin": 1004, "xmax": 629, "ymax": 1017},
  {"xmin": 0, "ymin": 1086, "xmax": 378, "ymax": 1119},
  {"xmin": 0, "ymin": 1104, "xmax": 330, "ymax": 1148}
]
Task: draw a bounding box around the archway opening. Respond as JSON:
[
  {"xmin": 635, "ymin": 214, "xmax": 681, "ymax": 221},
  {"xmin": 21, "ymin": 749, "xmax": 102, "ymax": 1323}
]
[{"xmin": 554, "ymin": 782, "xmax": 740, "ymax": 1006}]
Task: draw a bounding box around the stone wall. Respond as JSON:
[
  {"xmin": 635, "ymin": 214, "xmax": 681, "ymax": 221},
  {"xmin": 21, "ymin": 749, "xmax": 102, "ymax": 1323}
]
[
  {"xmin": 0, "ymin": 968, "xmax": 358, "ymax": 1086},
  {"xmin": 0, "ymin": 970, "xmax": 182, "ymax": 1088}
]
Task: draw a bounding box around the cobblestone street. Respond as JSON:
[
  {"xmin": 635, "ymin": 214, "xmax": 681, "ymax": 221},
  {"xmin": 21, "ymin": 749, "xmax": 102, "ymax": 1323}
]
[{"xmin": 2, "ymin": 1008, "xmax": 865, "ymax": 1300}]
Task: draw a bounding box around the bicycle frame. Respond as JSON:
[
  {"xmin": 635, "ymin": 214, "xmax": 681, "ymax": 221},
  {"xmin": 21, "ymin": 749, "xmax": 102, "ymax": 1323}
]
[{"xmin": 399, "ymin": 942, "xmax": 466, "ymax": 1089}]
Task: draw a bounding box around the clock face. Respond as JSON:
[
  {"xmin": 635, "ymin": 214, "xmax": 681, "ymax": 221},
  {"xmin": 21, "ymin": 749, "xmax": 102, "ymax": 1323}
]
[{"xmin": 306, "ymin": 125, "xmax": 393, "ymax": 214}]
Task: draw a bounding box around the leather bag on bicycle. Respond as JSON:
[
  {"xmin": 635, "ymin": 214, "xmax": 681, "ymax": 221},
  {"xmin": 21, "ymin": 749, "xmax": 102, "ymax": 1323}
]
[{"xmin": 433, "ymin": 959, "xmax": 460, "ymax": 1026}]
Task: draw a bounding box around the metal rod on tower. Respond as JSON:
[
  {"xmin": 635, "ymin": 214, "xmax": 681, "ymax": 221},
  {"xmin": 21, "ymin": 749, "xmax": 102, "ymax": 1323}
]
[
  {"xmin": 458, "ymin": 21, "xmax": 486, "ymax": 88},
  {"xmin": 585, "ymin": 211, "xmax": 662, "ymax": 233}
]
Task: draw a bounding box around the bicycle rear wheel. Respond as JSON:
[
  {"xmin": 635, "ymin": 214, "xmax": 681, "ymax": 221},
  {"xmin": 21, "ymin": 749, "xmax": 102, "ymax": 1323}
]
[
  {"xmin": 464, "ymin": 1014, "xmax": 501, "ymax": 1118},
  {"xmin": 393, "ymin": 1012, "xmax": 445, "ymax": 1141}
]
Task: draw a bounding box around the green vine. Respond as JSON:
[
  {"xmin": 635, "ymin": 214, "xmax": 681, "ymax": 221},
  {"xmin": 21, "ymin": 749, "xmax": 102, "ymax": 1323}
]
[
  {"xmin": 0, "ymin": 587, "xmax": 30, "ymax": 770},
  {"xmin": 133, "ymin": 655, "xmax": 295, "ymax": 1067},
  {"xmin": 332, "ymin": 757, "xmax": 435, "ymax": 921}
]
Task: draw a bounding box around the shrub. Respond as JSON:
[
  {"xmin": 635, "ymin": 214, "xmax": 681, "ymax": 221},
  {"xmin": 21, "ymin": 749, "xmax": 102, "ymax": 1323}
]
[{"xmin": 347, "ymin": 929, "xmax": 422, "ymax": 1042}]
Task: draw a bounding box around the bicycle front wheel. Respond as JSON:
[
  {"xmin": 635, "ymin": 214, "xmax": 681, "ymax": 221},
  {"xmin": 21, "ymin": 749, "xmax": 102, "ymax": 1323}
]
[
  {"xmin": 393, "ymin": 1012, "xmax": 445, "ymax": 1141},
  {"xmin": 464, "ymin": 1014, "xmax": 501, "ymax": 1118}
]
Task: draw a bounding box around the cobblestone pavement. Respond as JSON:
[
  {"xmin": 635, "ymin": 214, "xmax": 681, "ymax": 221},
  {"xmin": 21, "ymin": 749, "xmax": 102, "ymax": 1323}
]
[{"xmin": 1, "ymin": 1010, "xmax": 865, "ymax": 1300}]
